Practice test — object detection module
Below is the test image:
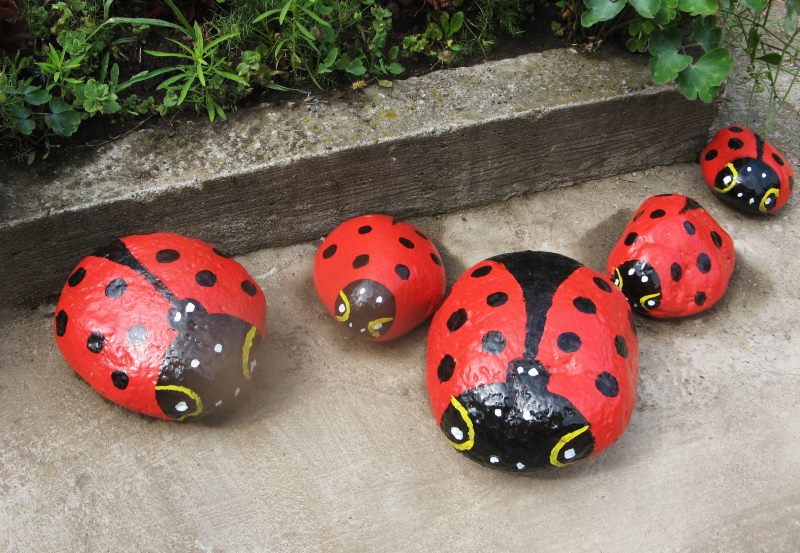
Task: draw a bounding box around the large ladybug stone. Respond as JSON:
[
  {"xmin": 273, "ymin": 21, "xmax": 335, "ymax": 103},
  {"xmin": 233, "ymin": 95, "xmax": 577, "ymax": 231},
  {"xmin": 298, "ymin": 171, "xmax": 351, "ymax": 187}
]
[
  {"xmin": 607, "ymin": 194, "xmax": 735, "ymax": 318},
  {"xmin": 426, "ymin": 251, "xmax": 638, "ymax": 471},
  {"xmin": 314, "ymin": 214, "xmax": 446, "ymax": 341},
  {"xmin": 700, "ymin": 125, "xmax": 794, "ymax": 214},
  {"xmin": 54, "ymin": 233, "xmax": 267, "ymax": 421}
]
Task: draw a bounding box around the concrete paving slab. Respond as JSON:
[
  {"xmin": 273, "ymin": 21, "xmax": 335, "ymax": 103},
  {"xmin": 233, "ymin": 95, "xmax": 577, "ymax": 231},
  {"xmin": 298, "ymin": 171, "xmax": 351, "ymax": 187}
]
[{"xmin": 2, "ymin": 163, "xmax": 798, "ymax": 552}]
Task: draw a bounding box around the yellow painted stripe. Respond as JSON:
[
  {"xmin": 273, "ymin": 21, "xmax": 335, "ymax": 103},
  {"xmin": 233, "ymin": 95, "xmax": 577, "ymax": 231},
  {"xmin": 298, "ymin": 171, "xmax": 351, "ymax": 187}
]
[
  {"xmin": 447, "ymin": 397, "xmax": 475, "ymax": 451},
  {"xmin": 367, "ymin": 317, "xmax": 394, "ymax": 338},
  {"xmin": 759, "ymin": 188, "xmax": 779, "ymax": 213},
  {"xmin": 242, "ymin": 325, "xmax": 257, "ymax": 380},
  {"xmin": 155, "ymin": 384, "xmax": 203, "ymax": 420},
  {"xmin": 550, "ymin": 425, "xmax": 590, "ymax": 468},
  {"xmin": 335, "ymin": 290, "xmax": 351, "ymax": 322}
]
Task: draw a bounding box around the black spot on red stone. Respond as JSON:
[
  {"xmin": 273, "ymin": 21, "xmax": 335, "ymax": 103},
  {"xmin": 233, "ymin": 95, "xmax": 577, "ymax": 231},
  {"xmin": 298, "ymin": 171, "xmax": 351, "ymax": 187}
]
[
  {"xmin": 595, "ymin": 372, "xmax": 619, "ymax": 397},
  {"xmin": 111, "ymin": 370, "xmax": 129, "ymax": 390},
  {"xmin": 728, "ymin": 138, "xmax": 744, "ymax": 150},
  {"xmin": 593, "ymin": 276, "xmax": 612, "ymax": 292},
  {"xmin": 697, "ymin": 253, "xmax": 711, "ymax": 274},
  {"xmin": 650, "ymin": 209, "xmax": 666, "ymax": 219},
  {"xmin": 213, "ymin": 247, "xmax": 231, "ymax": 258},
  {"xmin": 195, "ymin": 270, "xmax": 217, "ymax": 287},
  {"xmin": 615, "ymin": 335, "xmax": 628, "ymax": 358},
  {"xmin": 671, "ymin": 262, "xmax": 683, "ymax": 282},
  {"xmin": 471, "ymin": 266, "xmax": 492, "ymax": 278},
  {"xmin": 358, "ymin": 225, "xmax": 372, "ymax": 234},
  {"xmin": 573, "ymin": 297, "xmax": 596, "ymax": 314},
  {"xmin": 695, "ymin": 291, "xmax": 707, "ymax": 306},
  {"xmin": 481, "ymin": 331, "xmax": 506, "ymax": 354},
  {"xmin": 68, "ymin": 267, "xmax": 86, "ymax": 287},
  {"xmin": 128, "ymin": 325, "xmax": 148, "ymax": 345},
  {"xmin": 431, "ymin": 253, "xmax": 442, "ymax": 266},
  {"xmin": 772, "ymin": 153, "xmax": 785, "ymax": 166},
  {"xmin": 399, "ymin": 237, "xmax": 415, "ymax": 249},
  {"xmin": 105, "ymin": 278, "xmax": 127, "ymax": 299},
  {"xmin": 353, "ymin": 254, "xmax": 369, "ymax": 269},
  {"xmin": 437, "ymin": 354, "xmax": 456, "ymax": 382},
  {"xmin": 624, "ymin": 232, "xmax": 638, "ymax": 246},
  {"xmin": 683, "ymin": 221, "xmax": 696, "ymax": 235},
  {"xmin": 87, "ymin": 332, "xmax": 105, "ymax": 353},
  {"xmin": 156, "ymin": 249, "xmax": 180, "ymax": 263},
  {"xmin": 56, "ymin": 310, "xmax": 68, "ymax": 336},
  {"xmin": 322, "ymin": 244, "xmax": 337, "ymax": 259},
  {"xmin": 395, "ymin": 264, "xmax": 410, "ymax": 280},
  {"xmin": 705, "ymin": 149, "xmax": 718, "ymax": 161},
  {"xmin": 557, "ymin": 332, "xmax": 581, "ymax": 353},
  {"xmin": 487, "ymin": 292, "xmax": 508, "ymax": 307},
  {"xmin": 447, "ymin": 309, "xmax": 467, "ymax": 332},
  {"xmin": 711, "ymin": 231, "xmax": 723, "ymax": 248},
  {"xmin": 241, "ymin": 280, "xmax": 258, "ymax": 296},
  {"xmin": 729, "ymin": 126, "xmax": 743, "ymax": 132},
  {"xmin": 415, "ymin": 230, "xmax": 429, "ymax": 240}
]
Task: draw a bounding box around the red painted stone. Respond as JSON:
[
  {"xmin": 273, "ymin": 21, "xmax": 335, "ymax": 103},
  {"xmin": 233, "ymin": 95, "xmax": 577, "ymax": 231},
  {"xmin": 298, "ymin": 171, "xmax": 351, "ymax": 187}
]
[
  {"xmin": 314, "ymin": 214, "xmax": 446, "ymax": 341},
  {"xmin": 426, "ymin": 251, "xmax": 638, "ymax": 471},
  {"xmin": 54, "ymin": 233, "xmax": 267, "ymax": 420},
  {"xmin": 700, "ymin": 125, "xmax": 794, "ymax": 214},
  {"xmin": 607, "ymin": 194, "xmax": 735, "ymax": 318}
]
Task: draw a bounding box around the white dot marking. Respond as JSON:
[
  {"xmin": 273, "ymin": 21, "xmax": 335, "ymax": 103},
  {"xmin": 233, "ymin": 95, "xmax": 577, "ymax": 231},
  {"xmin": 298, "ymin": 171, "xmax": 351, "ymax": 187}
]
[
  {"xmin": 358, "ymin": 287, "xmax": 366, "ymax": 295},
  {"xmin": 516, "ymin": 462, "xmax": 526, "ymax": 470},
  {"xmin": 747, "ymin": 166, "xmax": 752, "ymax": 172},
  {"xmin": 174, "ymin": 312, "xmax": 182, "ymax": 322},
  {"xmin": 186, "ymin": 302, "xmax": 195, "ymax": 313},
  {"xmin": 450, "ymin": 427, "xmax": 464, "ymax": 440},
  {"xmin": 214, "ymin": 343, "xmax": 223, "ymax": 353},
  {"xmin": 564, "ymin": 448, "xmax": 576, "ymax": 460},
  {"xmin": 175, "ymin": 401, "xmax": 188, "ymax": 412},
  {"xmin": 627, "ymin": 268, "xmax": 636, "ymax": 276},
  {"xmin": 749, "ymin": 198, "xmax": 755, "ymax": 205},
  {"xmin": 376, "ymin": 296, "xmax": 383, "ymax": 304},
  {"xmin": 234, "ymin": 387, "xmax": 240, "ymax": 397},
  {"xmin": 489, "ymin": 456, "xmax": 500, "ymax": 464},
  {"xmin": 641, "ymin": 275, "xmax": 649, "ymax": 283},
  {"xmin": 190, "ymin": 359, "xmax": 200, "ymax": 368},
  {"xmin": 374, "ymin": 323, "xmax": 383, "ymax": 330},
  {"xmin": 494, "ymin": 408, "xmax": 502, "ymax": 417},
  {"xmin": 528, "ymin": 367, "xmax": 538, "ymax": 377},
  {"xmin": 517, "ymin": 366, "xmax": 525, "ymax": 374},
  {"xmin": 762, "ymin": 172, "xmax": 767, "ymax": 178},
  {"xmin": 737, "ymin": 192, "xmax": 743, "ymax": 197},
  {"xmin": 215, "ymin": 400, "xmax": 223, "ymax": 407},
  {"xmin": 338, "ymin": 304, "xmax": 345, "ymax": 313},
  {"xmin": 723, "ymin": 175, "xmax": 732, "ymax": 184},
  {"xmin": 523, "ymin": 410, "xmax": 533, "ymax": 421},
  {"xmin": 765, "ymin": 197, "xmax": 772, "ymax": 204},
  {"xmin": 647, "ymin": 300, "xmax": 656, "ymax": 307}
]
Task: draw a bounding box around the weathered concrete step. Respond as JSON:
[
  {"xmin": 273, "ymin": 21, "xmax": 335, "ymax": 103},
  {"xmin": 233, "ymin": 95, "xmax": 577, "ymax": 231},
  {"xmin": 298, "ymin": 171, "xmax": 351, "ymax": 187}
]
[{"xmin": 0, "ymin": 48, "xmax": 718, "ymax": 306}]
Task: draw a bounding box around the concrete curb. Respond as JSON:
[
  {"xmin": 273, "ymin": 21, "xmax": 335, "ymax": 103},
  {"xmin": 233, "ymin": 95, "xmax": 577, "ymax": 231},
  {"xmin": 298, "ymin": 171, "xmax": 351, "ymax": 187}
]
[{"xmin": 0, "ymin": 48, "xmax": 719, "ymax": 305}]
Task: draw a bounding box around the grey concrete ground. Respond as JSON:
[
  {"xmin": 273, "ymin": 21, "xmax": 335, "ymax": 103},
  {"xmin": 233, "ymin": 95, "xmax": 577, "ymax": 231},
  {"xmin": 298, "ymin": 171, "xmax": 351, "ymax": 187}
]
[{"xmin": 2, "ymin": 164, "xmax": 799, "ymax": 552}]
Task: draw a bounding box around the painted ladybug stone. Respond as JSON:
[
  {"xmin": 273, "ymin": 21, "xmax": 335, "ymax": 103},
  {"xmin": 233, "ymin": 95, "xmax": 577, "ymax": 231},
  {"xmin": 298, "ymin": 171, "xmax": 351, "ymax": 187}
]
[
  {"xmin": 54, "ymin": 233, "xmax": 267, "ymax": 421},
  {"xmin": 314, "ymin": 214, "xmax": 446, "ymax": 341},
  {"xmin": 607, "ymin": 194, "xmax": 735, "ymax": 318},
  {"xmin": 700, "ymin": 125, "xmax": 794, "ymax": 214},
  {"xmin": 426, "ymin": 251, "xmax": 638, "ymax": 471}
]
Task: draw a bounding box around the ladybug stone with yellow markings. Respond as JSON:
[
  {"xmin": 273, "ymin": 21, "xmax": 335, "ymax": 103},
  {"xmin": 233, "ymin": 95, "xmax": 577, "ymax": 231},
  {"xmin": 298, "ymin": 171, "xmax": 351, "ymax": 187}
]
[
  {"xmin": 426, "ymin": 251, "xmax": 638, "ymax": 471},
  {"xmin": 314, "ymin": 214, "xmax": 446, "ymax": 341},
  {"xmin": 54, "ymin": 233, "xmax": 266, "ymax": 420}
]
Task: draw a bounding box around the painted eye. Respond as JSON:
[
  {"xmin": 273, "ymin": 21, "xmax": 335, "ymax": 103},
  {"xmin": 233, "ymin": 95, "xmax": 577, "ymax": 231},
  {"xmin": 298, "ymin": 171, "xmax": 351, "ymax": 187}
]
[
  {"xmin": 550, "ymin": 425, "xmax": 594, "ymax": 467},
  {"xmin": 335, "ymin": 290, "xmax": 351, "ymax": 322},
  {"xmin": 715, "ymin": 163, "xmax": 739, "ymax": 193},
  {"xmin": 639, "ymin": 292, "xmax": 661, "ymax": 311},
  {"xmin": 441, "ymin": 396, "xmax": 475, "ymax": 451},
  {"xmin": 367, "ymin": 316, "xmax": 394, "ymax": 338},
  {"xmin": 759, "ymin": 188, "xmax": 779, "ymax": 213},
  {"xmin": 155, "ymin": 384, "xmax": 203, "ymax": 420}
]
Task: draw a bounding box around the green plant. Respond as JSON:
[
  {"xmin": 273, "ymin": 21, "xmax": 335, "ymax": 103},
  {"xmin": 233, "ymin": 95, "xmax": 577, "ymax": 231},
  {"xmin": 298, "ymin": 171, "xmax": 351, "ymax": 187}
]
[{"xmin": 402, "ymin": 11, "xmax": 465, "ymax": 64}]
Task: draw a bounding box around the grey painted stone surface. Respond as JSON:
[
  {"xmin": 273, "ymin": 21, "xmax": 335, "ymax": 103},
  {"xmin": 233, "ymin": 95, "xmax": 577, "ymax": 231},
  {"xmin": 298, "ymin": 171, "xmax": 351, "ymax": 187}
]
[
  {"xmin": 0, "ymin": 48, "xmax": 718, "ymax": 306},
  {"xmin": 2, "ymin": 165, "xmax": 799, "ymax": 552}
]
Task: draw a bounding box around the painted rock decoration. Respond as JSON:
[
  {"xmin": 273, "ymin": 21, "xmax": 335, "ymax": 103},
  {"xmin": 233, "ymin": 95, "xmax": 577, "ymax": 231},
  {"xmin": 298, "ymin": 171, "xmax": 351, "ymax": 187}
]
[
  {"xmin": 314, "ymin": 214, "xmax": 446, "ymax": 341},
  {"xmin": 607, "ymin": 194, "xmax": 735, "ymax": 318},
  {"xmin": 426, "ymin": 251, "xmax": 638, "ymax": 471},
  {"xmin": 54, "ymin": 233, "xmax": 267, "ymax": 421},
  {"xmin": 700, "ymin": 125, "xmax": 794, "ymax": 214}
]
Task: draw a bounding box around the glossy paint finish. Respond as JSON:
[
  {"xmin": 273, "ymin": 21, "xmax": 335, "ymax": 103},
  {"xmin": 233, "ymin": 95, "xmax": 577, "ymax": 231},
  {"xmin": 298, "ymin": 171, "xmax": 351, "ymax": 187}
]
[
  {"xmin": 427, "ymin": 251, "xmax": 638, "ymax": 471},
  {"xmin": 54, "ymin": 233, "xmax": 267, "ymax": 420},
  {"xmin": 700, "ymin": 125, "xmax": 794, "ymax": 214},
  {"xmin": 607, "ymin": 194, "xmax": 735, "ymax": 318},
  {"xmin": 314, "ymin": 214, "xmax": 446, "ymax": 341}
]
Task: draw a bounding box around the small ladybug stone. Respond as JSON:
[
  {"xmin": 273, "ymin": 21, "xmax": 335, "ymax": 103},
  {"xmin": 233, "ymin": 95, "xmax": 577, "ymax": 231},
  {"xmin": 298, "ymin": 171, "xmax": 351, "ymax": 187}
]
[
  {"xmin": 426, "ymin": 251, "xmax": 638, "ymax": 471},
  {"xmin": 54, "ymin": 233, "xmax": 267, "ymax": 420},
  {"xmin": 314, "ymin": 214, "xmax": 446, "ymax": 341},
  {"xmin": 700, "ymin": 125, "xmax": 794, "ymax": 214},
  {"xmin": 607, "ymin": 194, "xmax": 735, "ymax": 318}
]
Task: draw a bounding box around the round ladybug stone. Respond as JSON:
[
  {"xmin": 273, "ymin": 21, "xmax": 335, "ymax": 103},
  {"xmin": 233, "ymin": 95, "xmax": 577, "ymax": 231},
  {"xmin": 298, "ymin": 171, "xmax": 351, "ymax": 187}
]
[
  {"xmin": 54, "ymin": 233, "xmax": 267, "ymax": 421},
  {"xmin": 700, "ymin": 125, "xmax": 794, "ymax": 214},
  {"xmin": 607, "ymin": 194, "xmax": 735, "ymax": 318},
  {"xmin": 426, "ymin": 251, "xmax": 638, "ymax": 471},
  {"xmin": 314, "ymin": 214, "xmax": 446, "ymax": 341}
]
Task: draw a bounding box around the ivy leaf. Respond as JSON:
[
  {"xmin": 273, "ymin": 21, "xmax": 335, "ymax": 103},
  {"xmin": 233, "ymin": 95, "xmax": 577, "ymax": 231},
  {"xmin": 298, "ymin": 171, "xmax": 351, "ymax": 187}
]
[
  {"xmin": 45, "ymin": 98, "xmax": 82, "ymax": 136},
  {"xmin": 23, "ymin": 87, "xmax": 51, "ymax": 106},
  {"xmin": 675, "ymin": 47, "xmax": 734, "ymax": 103},
  {"xmin": 630, "ymin": 0, "xmax": 662, "ymax": 18},
  {"xmin": 654, "ymin": 0, "xmax": 678, "ymax": 24},
  {"xmin": 692, "ymin": 16, "xmax": 723, "ymax": 51},
  {"xmin": 677, "ymin": 0, "xmax": 717, "ymax": 15},
  {"xmin": 739, "ymin": 0, "xmax": 767, "ymax": 12},
  {"xmin": 648, "ymin": 28, "xmax": 692, "ymax": 83},
  {"xmin": 581, "ymin": 0, "xmax": 626, "ymax": 27}
]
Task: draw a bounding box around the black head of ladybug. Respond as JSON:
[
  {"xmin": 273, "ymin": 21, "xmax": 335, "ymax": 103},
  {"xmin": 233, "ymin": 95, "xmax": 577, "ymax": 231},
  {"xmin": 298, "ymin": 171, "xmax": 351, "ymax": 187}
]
[
  {"xmin": 440, "ymin": 358, "xmax": 595, "ymax": 471},
  {"xmin": 334, "ymin": 279, "xmax": 396, "ymax": 339},
  {"xmin": 157, "ymin": 298, "xmax": 260, "ymax": 420},
  {"xmin": 611, "ymin": 260, "xmax": 662, "ymax": 314},
  {"xmin": 714, "ymin": 157, "xmax": 781, "ymax": 214}
]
